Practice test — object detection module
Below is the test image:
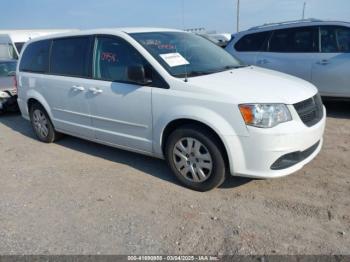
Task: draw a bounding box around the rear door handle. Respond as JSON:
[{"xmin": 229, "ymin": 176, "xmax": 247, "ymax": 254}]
[
  {"xmin": 257, "ymin": 59, "xmax": 270, "ymax": 65},
  {"xmin": 317, "ymin": 60, "xmax": 330, "ymax": 65},
  {"xmin": 72, "ymin": 85, "xmax": 85, "ymax": 91},
  {"xmin": 88, "ymin": 87, "xmax": 103, "ymax": 94}
]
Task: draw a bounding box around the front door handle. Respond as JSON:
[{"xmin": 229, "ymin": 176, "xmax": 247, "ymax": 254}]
[
  {"xmin": 88, "ymin": 87, "xmax": 103, "ymax": 94},
  {"xmin": 72, "ymin": 85, "xmax": 85, "ymax": 91},
  {"xmin": 317, "ymin": 59, "xmax": 330, "ymax": 65}
]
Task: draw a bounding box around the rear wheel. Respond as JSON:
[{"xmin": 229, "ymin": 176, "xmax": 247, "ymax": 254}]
[
  {"xmin": 165, "ymin": 125, "xmax": 226, "ymax": 191},
  {"xmin": 29, "ymin": 103, "xmax": 61, "ymax": 143}
]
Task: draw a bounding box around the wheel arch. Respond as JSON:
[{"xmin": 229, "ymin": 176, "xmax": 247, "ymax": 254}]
[
  {"xmin": 160, "ymin": 118, "xmax": 230, "ymax": 169},
  {"xmin": 26, "ymin": 90, "xmax": 53, "ymax": 121}
]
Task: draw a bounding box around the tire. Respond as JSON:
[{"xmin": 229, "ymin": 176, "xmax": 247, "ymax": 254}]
[
  {"xmin": 165, "ymin": 124, "xmax": 226, "ymax": 191},
  {"xmin": 29, "ymin": 103, "xmax": 61, "ymax": 143}
]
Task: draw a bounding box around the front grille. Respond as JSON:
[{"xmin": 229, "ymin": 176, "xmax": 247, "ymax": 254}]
[{"xmin": 294, "ymin": 93, "xmax": 323, "ymax": 127}]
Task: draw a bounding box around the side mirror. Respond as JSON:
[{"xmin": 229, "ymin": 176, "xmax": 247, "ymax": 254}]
[
  {"xmin": 127, "ymin": 65, "xmax": 152, "ymax": 85},
  {"xmin": 7, "ymin": 71, "xmax": 16, "ymax": 77}
]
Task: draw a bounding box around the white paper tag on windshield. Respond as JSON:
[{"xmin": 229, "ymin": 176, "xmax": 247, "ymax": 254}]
[{"xmin": 159, "ymin": 53, "xmax": 189, "ymax": 67}]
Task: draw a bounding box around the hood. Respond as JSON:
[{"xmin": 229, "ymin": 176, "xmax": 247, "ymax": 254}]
[{"xmin": 187, "ymin": 66, "xmax": 317, "ymax": 105}]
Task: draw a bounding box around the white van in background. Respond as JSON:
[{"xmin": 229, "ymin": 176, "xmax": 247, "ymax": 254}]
[
  {"xmin": 0, "ymin": 29, "xmax": 76, "ymax": 56},
  {"xmin": 0, "ymin": 34, "xmax": 17, "ymax": 60}
]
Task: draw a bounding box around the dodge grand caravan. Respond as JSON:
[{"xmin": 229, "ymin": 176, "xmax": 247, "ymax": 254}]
[{"xmin": 17, "ymin": 28, "xmax": 326, "ymax": 191}]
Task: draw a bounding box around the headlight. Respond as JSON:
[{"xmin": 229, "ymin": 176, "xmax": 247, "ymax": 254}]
[
  {"xmin": 239, "ymin": 104, "xmax": 292, "ymax": 128},
  {"xmin": 0, "ymin": 91, "xmax": 11, "ymax": 99}
]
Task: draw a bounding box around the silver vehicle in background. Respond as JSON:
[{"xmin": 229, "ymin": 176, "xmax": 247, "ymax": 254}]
[
  {"xmin": 226, "ymin": 19, "xmax": 350, "ymax": 99},
  {"xmin": 0, "ymin": 59, "xmax": 17, "ymax": 112}
]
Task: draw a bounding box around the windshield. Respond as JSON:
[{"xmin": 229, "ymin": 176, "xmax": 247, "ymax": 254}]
[
  {"xmin": 130, "ymin": 32, "xmax": 243, "ymax": 78},
  {"xmin": 0, "ymin": 61, "xmax": 17, "ymax": 77}
]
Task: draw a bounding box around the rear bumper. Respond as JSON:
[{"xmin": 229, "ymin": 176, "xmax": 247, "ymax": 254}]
[
  {"xmin": 225, "ymin": 106, "xmax": 326, "ymax": 179},
  {"xmin": 17, "ymin": 97, "xmax": 30, "ymax": 120}
]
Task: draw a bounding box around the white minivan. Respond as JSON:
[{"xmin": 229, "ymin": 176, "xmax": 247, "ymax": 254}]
[
  {"xmin": 225, "ymin": 20, "xmax": 350, "ymax": 98},
  {"xmin": 17, "ymin": 28, "xmax": 326, "ymax": 191}
]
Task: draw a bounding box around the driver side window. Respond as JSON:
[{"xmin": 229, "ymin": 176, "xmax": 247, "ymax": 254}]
[{"xmin": 93, "ymin": 36, "xmax": 150, "ymax": 82}]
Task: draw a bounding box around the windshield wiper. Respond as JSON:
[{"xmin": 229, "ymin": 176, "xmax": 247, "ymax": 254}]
[
  {"xmin": 174, "ymin": 71, "xmax": 214, "ymax": 78},
  {"xmin": 215, "ymin": 65, "xmax": 247, "ymax": 72},
  {"xmin": 174, "ymin": 65, "xmax": 248, "ymax": 78}
]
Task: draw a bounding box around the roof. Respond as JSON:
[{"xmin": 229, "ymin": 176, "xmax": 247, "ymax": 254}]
[
  {"xmin": 26, "ymin": 27, "xmax": 183, "ymax": 43},
  {"xmin": 0, "ymin": 29, "xmax": 76, "ymax": 33},
  {"xmin": 247, "ymin": 19, "xmax": 350, "ymax": 32}
]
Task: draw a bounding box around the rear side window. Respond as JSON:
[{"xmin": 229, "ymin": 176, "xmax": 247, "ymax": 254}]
[
  {"xmin": 50, "ymin": 37, "xmax": 92, "ymax": 78},
  {"xmin": 19, "ymin": 40, "xmax": 50, "ymax": 73},
  {"xmin": 320, "ymin": 26, "xmax": 350, "ymax": 53},
  {"xmin": 234, "ymin": 32, "xmax": 270, "ymax": 52},
  {"xmin": 269, "ymin": 27, "xmax": 318, "ymax": 53}
]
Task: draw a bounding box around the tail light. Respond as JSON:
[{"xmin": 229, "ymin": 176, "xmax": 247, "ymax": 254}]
[{"xmin": 13, "ymin": 75, "xmax": 17, "ymax": 95}]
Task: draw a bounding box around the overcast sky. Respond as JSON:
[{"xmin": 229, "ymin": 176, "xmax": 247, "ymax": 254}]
[{"xmin": 1, "ymin": 0, "xmax": 350, "ymax": 33}]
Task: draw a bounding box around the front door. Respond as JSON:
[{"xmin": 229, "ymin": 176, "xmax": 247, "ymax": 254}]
[
  {"xmin": 311, "ymin": 26, "xmax": 350, "ymax": 97},
  {"xmin": 256, "ymin": 26, "xmax": 319, "ymax": 82},
  {"xmin": 88, "ymin": 36, "xmax": 153, "ymax": 153}
]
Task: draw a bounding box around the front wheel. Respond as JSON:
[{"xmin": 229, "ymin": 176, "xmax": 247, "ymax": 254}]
[{"xmin": 165, "ymin": 125, "xmax": 226, "ymax": 191}]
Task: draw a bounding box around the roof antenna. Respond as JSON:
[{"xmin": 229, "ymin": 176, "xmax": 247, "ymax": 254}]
[
  {"xmin": 182, "ymin": 0, "xmax": 188, "ymax": 82},
  {"xmin": 302, "ymin": 2, "xmax": 306, "ymax": 20},
  {"xmin": 236, "ymin": 0, "xmax": 240, "ymax": 33}
]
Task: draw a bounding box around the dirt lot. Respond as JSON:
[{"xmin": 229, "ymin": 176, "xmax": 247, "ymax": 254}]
[{"xmin": 0, "ymin": 101, "xmax": 349, "ymax": 255}]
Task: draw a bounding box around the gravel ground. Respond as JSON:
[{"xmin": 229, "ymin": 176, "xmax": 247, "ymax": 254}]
[{"xmin": 0, "ymin": 101, "xmax": 349, "ymax": 255}]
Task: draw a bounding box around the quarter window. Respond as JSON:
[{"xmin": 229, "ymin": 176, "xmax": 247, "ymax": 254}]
[
  {"xmin": 93, "ymin": 36, "xmax": 150, "ymax": 83},
  {"xmin": 269, "ymin": 27, "xmax": 318, "ymax": 53},
  {"xmin": 50, "ymin": 37, "xmax": 91, "ymax": 77},
  {"xmin": 19, "ymin": 40, "xmax": 50, "ymax": 73},
  {"xmin": 320, "ymin": 26, "xmax": 350, "ymax": 53},
  {"xmin": 15, "ymin": 42, "xmax": 25, "ymax": 54},
  {"xmin": 235, "ymin": 32, "xmax": 270, "ymax": 52}
]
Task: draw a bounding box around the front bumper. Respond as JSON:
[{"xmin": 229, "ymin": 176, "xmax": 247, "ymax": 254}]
[{"xmin": 225, "ymin": 106, "xmax": 326, "ymax": 179}]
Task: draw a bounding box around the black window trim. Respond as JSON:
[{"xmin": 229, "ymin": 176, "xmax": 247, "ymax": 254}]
[
  {"xmin": 318, "ymin": 26, "xmax": 322, "ymax": 53},
  {"xmin": 91, "ymin": 34, "xmax": 169, "ymax": 89},
  {"xmin": 267, "ymin": 26, "xmax": 319, "ymax": 53}
]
